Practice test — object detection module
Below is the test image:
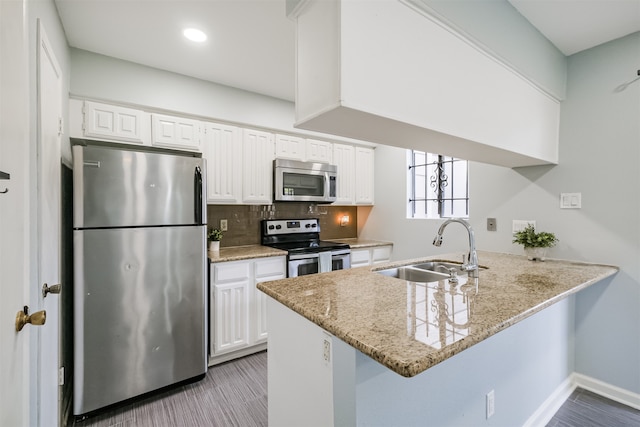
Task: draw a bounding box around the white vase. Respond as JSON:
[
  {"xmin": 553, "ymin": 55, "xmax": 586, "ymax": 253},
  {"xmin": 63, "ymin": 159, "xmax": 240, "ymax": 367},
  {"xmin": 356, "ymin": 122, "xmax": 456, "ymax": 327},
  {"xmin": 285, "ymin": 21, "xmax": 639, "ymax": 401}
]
[
  {"xmin": 209, "ymin": 240, "xmax": 220, "ymax": 252},
  {"xmin": 525, "ymin": 247, "xmax": 547, "ymax": 261}
]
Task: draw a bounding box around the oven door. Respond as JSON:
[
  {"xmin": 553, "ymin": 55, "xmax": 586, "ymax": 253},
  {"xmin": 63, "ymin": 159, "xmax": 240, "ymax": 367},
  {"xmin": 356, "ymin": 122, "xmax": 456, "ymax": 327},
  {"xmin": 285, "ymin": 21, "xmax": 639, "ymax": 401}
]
[
  {"xmin": 288, "ymin": 253, "xmax": 319, "ymax": 277},
  {"xmin": 331, "ymin": 249, "xmax": 351, "ymax": 271}
]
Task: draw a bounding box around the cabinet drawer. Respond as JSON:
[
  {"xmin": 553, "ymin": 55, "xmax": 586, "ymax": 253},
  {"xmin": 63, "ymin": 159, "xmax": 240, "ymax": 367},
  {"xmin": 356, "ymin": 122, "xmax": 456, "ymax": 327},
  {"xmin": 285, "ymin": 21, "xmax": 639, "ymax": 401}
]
[
  {"xmin": 214, "ymin": 261, "xmax": 250, "ymax": 282},
  {"xmin": 372, "ymin": 246, "xmax": 392, "ymax": 263},
  {"xmin": 350, "ymin": 249, "xmax": 370, "ymax": 265},
  {"xmin": 255, "ymin": 257, "xmax": 286, "ymax": 278}
]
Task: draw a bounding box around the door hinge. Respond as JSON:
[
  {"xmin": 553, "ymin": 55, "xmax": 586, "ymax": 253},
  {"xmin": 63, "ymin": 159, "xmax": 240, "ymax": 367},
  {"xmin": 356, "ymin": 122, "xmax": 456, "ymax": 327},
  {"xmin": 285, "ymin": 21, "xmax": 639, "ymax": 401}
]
[
  {"xmin": 58, "ymin": 117, "xmax": 64, "ymax": 136},
  {"xmin": 58, "ymin": 366, "xmax": 64, "ymax": 386}
]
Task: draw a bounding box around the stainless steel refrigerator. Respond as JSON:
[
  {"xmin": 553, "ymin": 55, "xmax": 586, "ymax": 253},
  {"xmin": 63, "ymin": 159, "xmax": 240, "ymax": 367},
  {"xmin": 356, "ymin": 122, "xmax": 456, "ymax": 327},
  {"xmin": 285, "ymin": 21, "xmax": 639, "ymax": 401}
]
[{"xmin": 72, "ymin": 141, "xmax": 207, "ymax": 416}]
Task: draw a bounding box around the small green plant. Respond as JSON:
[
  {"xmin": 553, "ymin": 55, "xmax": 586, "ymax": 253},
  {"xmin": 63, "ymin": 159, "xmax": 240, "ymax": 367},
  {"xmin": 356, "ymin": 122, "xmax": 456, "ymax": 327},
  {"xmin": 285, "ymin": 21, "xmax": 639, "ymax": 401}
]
[
  {"xmin": 512, "ymin": 224, "xmax": 558, "ymax": 248},
  {"xmin": 208, "ymin": 228, "xmax": 223, "ymax": 242}
]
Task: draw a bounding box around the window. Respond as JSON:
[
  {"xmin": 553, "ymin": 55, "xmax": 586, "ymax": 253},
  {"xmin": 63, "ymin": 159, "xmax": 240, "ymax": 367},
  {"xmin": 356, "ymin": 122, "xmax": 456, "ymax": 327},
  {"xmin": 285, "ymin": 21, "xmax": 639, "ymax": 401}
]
[{"xmin": 407, "ymin": 150, "xmax": 469, "ymax": 219}]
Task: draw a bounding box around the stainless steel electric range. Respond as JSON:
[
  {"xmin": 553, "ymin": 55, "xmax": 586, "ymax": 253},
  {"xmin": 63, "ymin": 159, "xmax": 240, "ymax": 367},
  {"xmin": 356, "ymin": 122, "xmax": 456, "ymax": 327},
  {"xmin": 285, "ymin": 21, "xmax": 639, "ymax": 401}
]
[{"xmin": 261, "ymin": 219, "xmax": 351, "ymax": 277}]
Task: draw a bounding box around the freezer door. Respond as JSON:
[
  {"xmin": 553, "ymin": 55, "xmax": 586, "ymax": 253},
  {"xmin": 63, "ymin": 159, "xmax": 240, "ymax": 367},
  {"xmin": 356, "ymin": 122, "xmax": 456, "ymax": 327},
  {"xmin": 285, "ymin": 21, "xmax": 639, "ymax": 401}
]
[
  {"xmin": 73, "ymin": 226, "xmax": 207, "ymax": 415},
  {"xmin": 73, "ymin": 144, "xmax": 206, "ymax": 228}
]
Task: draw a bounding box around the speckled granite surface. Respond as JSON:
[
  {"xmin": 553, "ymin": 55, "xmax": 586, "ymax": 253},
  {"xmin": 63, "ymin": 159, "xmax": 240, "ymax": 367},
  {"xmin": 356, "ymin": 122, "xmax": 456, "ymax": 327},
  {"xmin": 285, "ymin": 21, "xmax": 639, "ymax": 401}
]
[
  {"xmin": 330, "ymin": 238, "xmax": 394, "ymax": 249},
  {"xmin": 257, "ymin": 251, "xmax": 618, "ymax": 377},
  {"xmin": 208, "ymin": 245, "xmax": 286, "ymax": 263}
]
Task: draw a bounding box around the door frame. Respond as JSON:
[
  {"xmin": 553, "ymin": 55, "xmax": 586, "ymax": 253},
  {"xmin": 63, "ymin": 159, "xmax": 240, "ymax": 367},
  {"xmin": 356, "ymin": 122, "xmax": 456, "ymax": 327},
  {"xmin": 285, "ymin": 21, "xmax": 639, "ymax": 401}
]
[{"xmin": 36, "ymin": 20, "xmax": 63, "ymax": 427}]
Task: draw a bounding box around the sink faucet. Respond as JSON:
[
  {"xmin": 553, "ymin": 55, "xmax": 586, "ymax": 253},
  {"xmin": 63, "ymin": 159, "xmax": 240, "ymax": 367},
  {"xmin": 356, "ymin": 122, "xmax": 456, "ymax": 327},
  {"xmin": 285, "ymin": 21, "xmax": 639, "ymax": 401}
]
[{"xmin": 432, "ymin": 218, "xmax": 479, "ymax": 278}]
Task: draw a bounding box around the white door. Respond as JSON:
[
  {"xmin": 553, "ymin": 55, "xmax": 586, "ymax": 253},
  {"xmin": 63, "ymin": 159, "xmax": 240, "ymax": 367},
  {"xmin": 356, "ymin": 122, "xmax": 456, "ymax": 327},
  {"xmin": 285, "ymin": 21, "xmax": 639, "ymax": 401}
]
[
  {"xmin": 37, "ymin": 23, "xmax": 63, "ymax": 427},
  {"xmin": 0, "ymin": 1, "xmax": 34, "ymax": 426}
]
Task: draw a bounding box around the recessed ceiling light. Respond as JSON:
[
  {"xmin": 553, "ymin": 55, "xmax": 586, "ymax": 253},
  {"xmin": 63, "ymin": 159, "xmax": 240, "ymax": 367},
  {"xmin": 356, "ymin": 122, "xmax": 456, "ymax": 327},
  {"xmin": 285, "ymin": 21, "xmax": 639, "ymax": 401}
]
[{"xmin": 183, "ymin": 28, "xmax": 207, "ymax": 43}]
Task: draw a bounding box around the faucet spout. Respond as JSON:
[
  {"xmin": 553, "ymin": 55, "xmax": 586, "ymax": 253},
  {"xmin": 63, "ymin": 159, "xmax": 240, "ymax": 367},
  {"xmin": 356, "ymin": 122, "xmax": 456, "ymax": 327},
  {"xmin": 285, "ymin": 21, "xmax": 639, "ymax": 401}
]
[{"xmin": 432, "ymin": 218, "xmax": 479, "ymax": 278}]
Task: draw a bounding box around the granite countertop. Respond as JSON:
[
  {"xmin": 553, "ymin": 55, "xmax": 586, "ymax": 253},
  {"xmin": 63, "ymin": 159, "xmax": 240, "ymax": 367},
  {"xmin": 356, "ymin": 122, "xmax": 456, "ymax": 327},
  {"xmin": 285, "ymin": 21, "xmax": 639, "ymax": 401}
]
[
  {"xmin": 208, "ymin": 245, "xmax": 287, "ymax": 263},
  {"xmin": 330, "ymin": 238, "xmax": 393, "ymax": 249},
  {"xmin": 257, "ymin": 251, "xmax": 618, "ymax": 377}
]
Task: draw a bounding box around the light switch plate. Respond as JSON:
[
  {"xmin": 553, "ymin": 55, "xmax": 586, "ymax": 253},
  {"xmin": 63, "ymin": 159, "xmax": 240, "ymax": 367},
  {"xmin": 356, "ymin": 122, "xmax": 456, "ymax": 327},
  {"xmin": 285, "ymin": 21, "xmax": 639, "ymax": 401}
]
[{"xmin": 560, "ymin": 193, "xmax": 581, "ymax": 209}]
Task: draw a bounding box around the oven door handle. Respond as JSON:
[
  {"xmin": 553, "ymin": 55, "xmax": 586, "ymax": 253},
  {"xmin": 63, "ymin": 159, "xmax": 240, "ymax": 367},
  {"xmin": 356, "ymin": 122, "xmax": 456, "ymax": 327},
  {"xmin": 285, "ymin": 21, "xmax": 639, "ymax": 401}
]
[{"xmin": 289, "ymin": 253, "xmax": 320, "ymax": 261}]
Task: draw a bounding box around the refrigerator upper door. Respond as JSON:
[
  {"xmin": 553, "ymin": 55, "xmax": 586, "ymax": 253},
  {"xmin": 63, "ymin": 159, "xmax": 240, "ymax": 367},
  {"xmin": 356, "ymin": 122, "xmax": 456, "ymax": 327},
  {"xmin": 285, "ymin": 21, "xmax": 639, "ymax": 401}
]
[{"xmin": 73, "ymin": 144, "xmax": 206, "ymax": 228}]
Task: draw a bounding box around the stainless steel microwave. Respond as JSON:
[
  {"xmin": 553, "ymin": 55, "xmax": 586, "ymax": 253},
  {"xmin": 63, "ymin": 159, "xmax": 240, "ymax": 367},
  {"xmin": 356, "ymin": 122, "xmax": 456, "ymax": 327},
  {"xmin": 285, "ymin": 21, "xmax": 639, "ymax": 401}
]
[{"xmin": 273, "ymin": 159, "xmax": 337, "ymax": 203}]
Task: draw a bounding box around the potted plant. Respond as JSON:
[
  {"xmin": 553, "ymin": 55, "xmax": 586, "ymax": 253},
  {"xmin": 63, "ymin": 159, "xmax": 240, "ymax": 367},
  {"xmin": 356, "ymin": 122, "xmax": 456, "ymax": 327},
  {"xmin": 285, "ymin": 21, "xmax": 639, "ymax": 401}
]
[
  {"xmin": 208, "ymin": 228, "xmax": 223, "ymax": 252},
  {"xmin": 512, "ymin": 224, "xmax": 558, "ymax": 261}
]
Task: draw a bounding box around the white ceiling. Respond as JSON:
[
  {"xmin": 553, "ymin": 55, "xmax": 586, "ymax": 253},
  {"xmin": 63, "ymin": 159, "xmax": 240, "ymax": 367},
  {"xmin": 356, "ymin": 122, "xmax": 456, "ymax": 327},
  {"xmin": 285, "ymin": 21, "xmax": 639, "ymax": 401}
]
[{"xmin": 54, "ymin": 0, "xmax": 640, "ymax": 102}]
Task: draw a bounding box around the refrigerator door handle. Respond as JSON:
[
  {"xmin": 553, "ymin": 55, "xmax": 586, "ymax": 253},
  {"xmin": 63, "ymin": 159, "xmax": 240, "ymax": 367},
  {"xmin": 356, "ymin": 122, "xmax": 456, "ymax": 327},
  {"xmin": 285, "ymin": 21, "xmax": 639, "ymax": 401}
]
[{"xmin": 194, "ymin": 165, "xmax": 203, "ymax": 224}]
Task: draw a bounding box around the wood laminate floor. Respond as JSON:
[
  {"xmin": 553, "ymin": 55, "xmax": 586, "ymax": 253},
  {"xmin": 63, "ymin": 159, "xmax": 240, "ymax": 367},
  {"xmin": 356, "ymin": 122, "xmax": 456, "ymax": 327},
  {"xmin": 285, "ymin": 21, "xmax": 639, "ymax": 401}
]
[
  {"xmin": 73, "ymin": 351, "xmax": 267, "ymax": 427},
  {"xmin": 73, "ymin": 350, "xmax": 639, "ymax": 427},
  {"xmin": 546, "ymin": 387, "xmax": 640, "ymax": 427}
]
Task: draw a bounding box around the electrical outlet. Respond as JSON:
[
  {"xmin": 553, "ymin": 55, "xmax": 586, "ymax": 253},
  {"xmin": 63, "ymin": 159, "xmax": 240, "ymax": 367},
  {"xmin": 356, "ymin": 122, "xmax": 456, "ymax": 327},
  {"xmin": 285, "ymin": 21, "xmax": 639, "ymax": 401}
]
[
  {"xmin": 323, "ymin": 338, "xmax": 331, "ymax": 365},
  {"xmin": 487, "ymin": 218, "xmax": 497, "ymax": 232},
  {"xmin": 512, "ymin": 220, "xmax": 536, "ymax": 233},
  {"xmin": 486, "ymin": 390, "xmax": 495, "ymax": 419},
  {"xmin": 220, "ymin": 219, "xmax": 228, "ymax": 231}
]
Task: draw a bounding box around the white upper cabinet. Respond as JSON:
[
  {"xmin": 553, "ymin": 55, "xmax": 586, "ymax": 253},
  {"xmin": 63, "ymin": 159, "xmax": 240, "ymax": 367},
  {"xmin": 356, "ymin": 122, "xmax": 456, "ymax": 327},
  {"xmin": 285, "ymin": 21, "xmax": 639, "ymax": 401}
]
[
  {"xmin": 306, "ymin": 139, "xmax": 332, "ymax": 163},
  {"xmin": 332, "ymin": 143, "xmax": 355, "ymax": 204},
  {"xmin": 78, "ymin": 100, "xmax": 149, "ymax": 145},
  {"xmin": 151, "ymin": 113, "xmax": 202, "ymax": 152},
  {"xmin": 242, "ymin": 128, "xmax": 275, "ymax": 204},
  {"xmin": 202, "ymin": 122, "xmax": 242, "ymax": 204},
  {"xmin": 275, "ymin": 134, "xmax": 305, "ymax": 161},
  {"xmin": 293, "ymin": 0, "xmax": 559, "ymax": 168},
  {"xmin": 355, "ymin": 146, "xmax": 374, "ymax": 205}
]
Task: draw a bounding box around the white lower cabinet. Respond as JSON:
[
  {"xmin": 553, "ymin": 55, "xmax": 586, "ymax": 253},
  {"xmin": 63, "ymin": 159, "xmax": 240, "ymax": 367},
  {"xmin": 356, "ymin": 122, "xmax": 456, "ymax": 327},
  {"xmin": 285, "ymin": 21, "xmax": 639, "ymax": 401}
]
[
  {"xmin": 210, "ymin": 256, "xmax": 286, "ymax": 365},
  {"xmin": 350, "ymin": 245, "xmax": 393, "ymax": 267},
  {"xmin": 211, "ymin": 261, "xmax": 251, "ymax": 355}
]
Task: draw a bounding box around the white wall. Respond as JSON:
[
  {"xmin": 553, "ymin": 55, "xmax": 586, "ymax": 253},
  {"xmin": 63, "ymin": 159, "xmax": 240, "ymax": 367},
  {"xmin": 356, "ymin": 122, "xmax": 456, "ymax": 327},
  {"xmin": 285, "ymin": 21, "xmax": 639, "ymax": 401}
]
[{"xmin": 361, "ymin": 32, "xmax": 640, "ymax": 397}]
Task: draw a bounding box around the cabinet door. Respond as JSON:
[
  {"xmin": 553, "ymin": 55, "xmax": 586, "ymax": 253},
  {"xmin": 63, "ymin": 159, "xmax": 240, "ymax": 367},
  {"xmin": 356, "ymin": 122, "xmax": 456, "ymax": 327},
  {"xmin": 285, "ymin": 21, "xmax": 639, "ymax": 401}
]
[
  {"xmin": 306, "ymin": 139, "xmax": 332, "ymax": 163},
  {"xmin": 151, "ymin": 114, "xmax": 201, "ymax": 152},
  {"xmin": 253, "ymin": 257, "xmax": 286, "ymax": 343},
  {"xmin": 355, "ymin": 147, "xmax": 375, "ymax": 205},
  {"xmin": 203, "ymin": 123, "xmax": 242, "ymax": 203},
  {"xmin": 212, "ymin": 261, "xmax": 251, "ymax": 355},
  {"xmin": 332, "ymin": 143, "xmax": 355, "ymax": 204},
  {"xmin": 83, "ymin": 101, "xmax": 148, "ymax": 144},
  {"xmin": 350, "ymin": 248, "xmax": 371, "ymax": 267},
  {"xmin": 275, "ymin": 134, "xmax": 305, "ymax": 161},
  {"xmin": 242, "ymin": 129, "xmax": 275, "ymax": 204}
]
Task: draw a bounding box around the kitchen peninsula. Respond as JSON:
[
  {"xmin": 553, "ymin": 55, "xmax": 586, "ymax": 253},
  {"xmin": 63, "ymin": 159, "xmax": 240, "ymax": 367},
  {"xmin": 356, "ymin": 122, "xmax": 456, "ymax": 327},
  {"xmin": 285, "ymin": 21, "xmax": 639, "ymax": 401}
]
[{"xmin": 257, "ymin": 251, "xmax": 618, "ymax": 426}]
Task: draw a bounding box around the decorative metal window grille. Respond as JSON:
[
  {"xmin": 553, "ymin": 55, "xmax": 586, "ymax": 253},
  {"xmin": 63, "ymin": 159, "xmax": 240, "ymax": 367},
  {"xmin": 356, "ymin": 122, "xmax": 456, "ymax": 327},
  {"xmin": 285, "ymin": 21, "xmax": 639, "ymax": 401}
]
[{"xmin": 408, "ymin": 150, "xmax": 469, "ymax": 219}]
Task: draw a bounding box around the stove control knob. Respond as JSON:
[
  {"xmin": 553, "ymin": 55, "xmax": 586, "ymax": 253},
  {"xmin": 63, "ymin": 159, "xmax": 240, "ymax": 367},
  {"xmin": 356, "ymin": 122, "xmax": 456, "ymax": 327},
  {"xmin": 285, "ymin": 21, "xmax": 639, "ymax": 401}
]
[
  {"xmin": 305, "ymin": 224, "xmax": 311, "ymax": 228},
  {"xmin": 268, "ymin": 225, "xmax": 275, "ymax": 230},
  {"xmin": 311, "ymin": 224, "xmax": 317, "ymax": 228},
  {"xmin": 275, "ymin": 225, "xmax": 282, "ymax": 230}
]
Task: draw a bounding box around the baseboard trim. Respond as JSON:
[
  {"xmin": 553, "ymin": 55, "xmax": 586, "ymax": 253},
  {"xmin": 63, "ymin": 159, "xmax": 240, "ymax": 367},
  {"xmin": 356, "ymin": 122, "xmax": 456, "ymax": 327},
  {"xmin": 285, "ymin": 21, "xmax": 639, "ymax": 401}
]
[
  {"xmin": 524, "ymin": 373, "xmax": 640, "ymax": 427},
  {"xmin": 573, "ymin": 372, "xmax": 640, "ymax": 411},
  {"xmin": 523, "ymin": 376, "xmax": 576, "ymax": 427}
]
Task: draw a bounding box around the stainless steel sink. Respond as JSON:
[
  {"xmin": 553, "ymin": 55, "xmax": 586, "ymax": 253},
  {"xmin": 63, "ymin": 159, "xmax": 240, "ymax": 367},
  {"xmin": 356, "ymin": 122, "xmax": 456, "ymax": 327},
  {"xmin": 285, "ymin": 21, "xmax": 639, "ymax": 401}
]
[
  {"xmin": 375, "ymin": 261, "xmax": 482, "ymax": 283},
  {"xmin": 376, "ymin": 266, "xmax": 450, "ymax": 283},
  {"xmin": 411, "ymin": 261, "xmax": 465, "ymax": 273}
]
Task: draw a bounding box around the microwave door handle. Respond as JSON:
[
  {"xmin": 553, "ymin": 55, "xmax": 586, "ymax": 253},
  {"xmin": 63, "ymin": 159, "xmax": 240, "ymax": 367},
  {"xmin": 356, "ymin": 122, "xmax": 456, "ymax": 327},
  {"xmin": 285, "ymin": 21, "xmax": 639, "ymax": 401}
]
[{"xmin": 326, "ymin": 171, "xmax": 331, "ymax": 200}]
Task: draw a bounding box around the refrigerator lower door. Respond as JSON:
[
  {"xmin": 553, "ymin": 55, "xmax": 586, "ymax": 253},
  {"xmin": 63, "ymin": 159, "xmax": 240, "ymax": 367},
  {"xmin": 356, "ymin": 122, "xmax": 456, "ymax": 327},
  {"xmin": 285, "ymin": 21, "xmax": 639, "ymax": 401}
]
[{"xmin": 73, "ymin": 225, "xmax": 207, "ymax": 416}]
